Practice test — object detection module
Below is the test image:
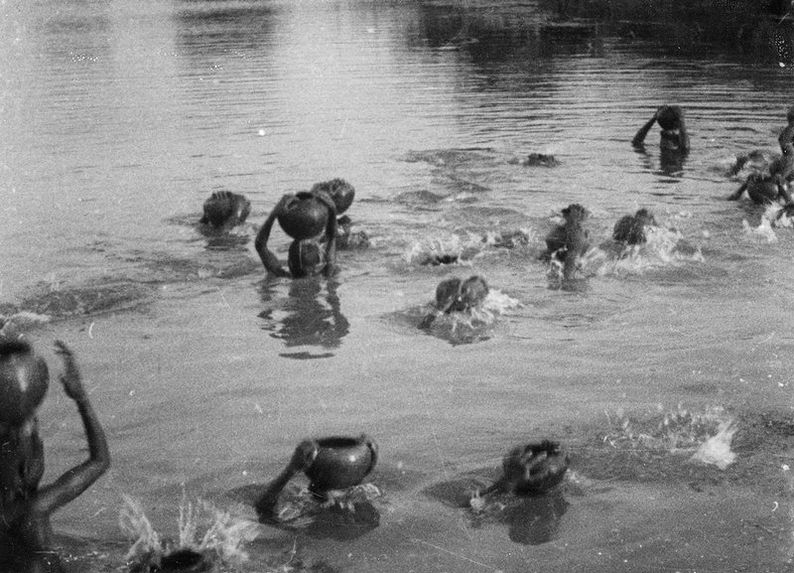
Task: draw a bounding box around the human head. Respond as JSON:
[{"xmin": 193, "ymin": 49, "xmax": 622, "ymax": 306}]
[
  {"xmin": 787, "ymin": 105, "xmax": 794, "ymax": 125},
  {"xmin": 0, "ymin": 338, "xmax": 49, "ymax": 428},
  {"xmin": 287, "ymin": 239, "xmax": 326, "ymax": 278},
  {"xmin": 435, "ymin": 277, "xmax": 463, "ymax": 313},
  {"xmin": 561, "ymin": 203, "xmax": 588, "ymax": 222},
  {"xmin": 656, "ymin": 105, "xmax": 682, "ymax": 131},
  {"xmin": 460, "ymin": 275, "xmax": 489, "ymax": 308}
]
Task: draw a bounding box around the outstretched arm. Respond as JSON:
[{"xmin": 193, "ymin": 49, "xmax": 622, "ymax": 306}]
[
  {"xmin": 255, "ymin": 440, "xmax": 318, "ymax": 519},
  {"xmin": 255, "ymin": 196, "xmax": 292, "ymax": 278},
  {"xmin": 32, "ymin": 341, "xmax": 110, "ymax": 516},
  {"xmin": 632, "ymin": 114, "xmax": 657, "ymax": 148}
]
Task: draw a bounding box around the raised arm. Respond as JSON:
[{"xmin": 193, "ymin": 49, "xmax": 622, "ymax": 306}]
[
  {"xmin": 632, "ymin": 113, "xmax": 657, "ymax": 148},
  {"xmin": 255, "ymin": 195, "xmax": 292, "ymax": 278},
  {"xmin": 32, "ymin": 341, "xmax": 110, "ymax": 516},
  {"xmin": 313, "ymin": 192, "xmax": 338, "ymax": 277}
]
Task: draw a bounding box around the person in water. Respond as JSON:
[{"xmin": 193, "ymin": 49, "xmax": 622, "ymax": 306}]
[
  {"xmin": 632, "ymin": 105, "xmax": 690, "ymax": 155},
  {"xmin": 309, "ymin": 179, "xmax": 370, "ymax": 249},
  {"xmin": 541, "ymin": 203, "xmax": 590, "ymax": 281},
  {"xmin": 419, "ymin": 275, "xmax": 489, "ymax": 329},
  {"xmin": 0, "ymin": 338, "xmax": 110, "ymax": 572},
  {"xmin": 255, "ymin": 191, "xmax": 338, "ymax": 278},
  {"xmin": 613, "ymin": 208, "xmax": 657, "ymax": 245},
  {"xmin": 198, "ymin": 190, "xmax": 251, "ymax": 230}
]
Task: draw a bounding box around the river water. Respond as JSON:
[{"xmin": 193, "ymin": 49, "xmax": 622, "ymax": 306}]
[{"xmin": 2, "ymin": 0, "xmax": 794, "ymax": 571}]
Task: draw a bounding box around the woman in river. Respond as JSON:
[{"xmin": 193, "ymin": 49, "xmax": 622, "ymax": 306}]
[
  {"xmin": 254, "ymin": 191, "xmax": 338, "ymax": 278},
  {"xmin": 632, "ymin": 105, "xmax": 690, "ymax": 155},
  {"xmin": 0, "ymin": 338, "xmax": 110, "ymax": 572}
]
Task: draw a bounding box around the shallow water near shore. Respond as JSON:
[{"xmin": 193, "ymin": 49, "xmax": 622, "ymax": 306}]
[{"xmin": 3, "ymin": 0, "xmax": 794, "ymax": 571}]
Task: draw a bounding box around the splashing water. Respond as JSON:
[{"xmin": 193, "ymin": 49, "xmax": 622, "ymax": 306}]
[
  {"xmin": 423, "ymin": 288, "xmax": 522, "ymax": 344},
  {"xmin": 743, "ymin": 217, "xmax": 778, "ymax": 243},
  {"xmin": 591, "ymin": 225, "xmax": 704, "ymax": 278},
  {"xmin": 119, "ymin": 492, "xmax": 260, "ymax": 569},
  {"xmin": 602, "ymin": 404, "xmax": 734, "ymax": 453},
  {"xmin": 689, "ymin": 420, "xmax": 738, "ymax": 470}
]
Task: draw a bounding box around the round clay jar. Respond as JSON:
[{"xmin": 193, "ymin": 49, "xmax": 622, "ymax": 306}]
[
  {"xmin": 277, "ymin": 192, "xmax": 330, "ymax": 240},
  {"xmin": 303, "ymin": 435, "xmax": 378, "ymax": 492}
]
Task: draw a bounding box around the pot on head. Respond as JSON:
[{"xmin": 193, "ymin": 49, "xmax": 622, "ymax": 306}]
[
  {"xmin": 0, "ymin": 340, "xmax": 49, "ymax": 427},
  {"xmin": 304, "ymin": 434, "xmax": 378, "ymax": 493},
  {"xmin": 277, "ymin": 192, "xmax": 330, "ymax": 240}
]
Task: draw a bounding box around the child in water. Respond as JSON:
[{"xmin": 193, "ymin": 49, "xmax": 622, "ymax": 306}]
[{"xmin": 0, "ymin": 338, "xmax": 110, "ymax": 572}]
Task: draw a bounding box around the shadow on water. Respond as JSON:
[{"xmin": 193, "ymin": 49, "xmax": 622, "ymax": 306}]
[
  {"xmin": 423, "ymin": 472, "xmax": 569, "ymax": 546},
  {"xmin": 258, "ymin": 279, "xmax": 349, "ymax": 358}
]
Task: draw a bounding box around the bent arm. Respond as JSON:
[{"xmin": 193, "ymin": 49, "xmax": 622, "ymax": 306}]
[
  {"xmin": 632, "ymin": 115, "xmax": 657, "ymax": 148},
  {"xmin": 315, "ymin": 193, "xmax": 338, "ymax": 277},
  {"xmin": 255, "ymin": 204, "xmax": 290, "ymax": 278},
  {"xmin": 33, "ymin": 397, "xmax": 110, "ymax": 516},
  {"xmin": 728, "ymin": 181, "xmax": 747, "ymax": 200}
]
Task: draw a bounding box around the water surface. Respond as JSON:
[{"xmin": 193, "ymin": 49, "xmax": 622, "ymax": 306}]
[{"xmin": 2, "ymin": 0, "xmax": 794, "ymax": 571}]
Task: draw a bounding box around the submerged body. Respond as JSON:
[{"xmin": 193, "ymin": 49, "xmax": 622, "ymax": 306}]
[{"xmin": 199, "ymin": 191, "xmax": 251, "ymax": 229}]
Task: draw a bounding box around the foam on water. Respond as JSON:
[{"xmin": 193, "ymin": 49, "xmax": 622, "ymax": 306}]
[
  {"xmin": 119, "ymin": 492, "xmax": 260, "ymax": 569},
  {"xmin": 585, "ymin": 224, "xmax": 704, "ymax": 278}
]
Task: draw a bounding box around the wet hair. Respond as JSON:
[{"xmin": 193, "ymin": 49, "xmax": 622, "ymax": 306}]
[
  {"xmin": 656, "ymin": 105, "xmax": 682, "ymax": 131},
  {"xmin": 561, "ymin": 203, "xmax": 588, "ymax": 221}
]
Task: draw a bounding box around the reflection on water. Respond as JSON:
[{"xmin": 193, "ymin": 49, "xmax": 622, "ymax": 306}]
[{"xmin": 258, "ymin": 278, "xmax": 349, "ymax": 356}]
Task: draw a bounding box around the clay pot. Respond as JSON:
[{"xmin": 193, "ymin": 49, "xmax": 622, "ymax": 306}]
[
  {"xmin": 0, "ymin": 345, "xmax": 49, "ymax": 427},
  {"xmin": 304, "ymin": 435, "xmax": 378, "ymax": 493},
  {"xmin": 311, "ymin": 179, "xmax": 355, "ymax": 215},
  {"xmin": 287, "ymin": 239, "xmax": 326, "ymax": 278},
  {"xmin": 277, "ymin": 192, "xmax": 330, "ymax": 240}
]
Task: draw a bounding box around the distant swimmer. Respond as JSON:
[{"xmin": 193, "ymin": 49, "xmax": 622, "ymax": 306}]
[
  {"xmin": 541, "ymin": 203, "xmax": 590, "ymax": 280},
  {"xmin": 477, "ymin": 440, "xmax": 569, "ymax": 498},
  {"xmin": 255, "ymin": 191, "xmax": 337, "ymax": 278},
  {"xmin": 613, "ymin": 208, "xmax": 657, "ymax": 245},
  {"xmin": 0, "ymin": 338, "xmax": 110, "ymax": 572},
  {"xmin": 199, "ymin": 190, "xmax": 251, "ymax": 229},
  {"xmin": 632, "ymin": 105, "xmax": 690, "ymax": 155},
  {"xmin": 420, "ymin": 275, "xmax": 489, "ymax": 329}
]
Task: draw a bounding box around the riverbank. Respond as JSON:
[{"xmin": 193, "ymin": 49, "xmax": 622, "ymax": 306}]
[{"xmin": 537, "ymin": 0, "xmax": 793, "ymax": 62}]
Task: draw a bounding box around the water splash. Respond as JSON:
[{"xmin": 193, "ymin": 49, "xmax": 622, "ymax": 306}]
[
  {"xmin": 404, "ymin": 228, "xmax": 535, "ymax": 266},
  {"xmin": 689, "ymin": 420, "xmax": 738, "ymax": 470},
  {"xmin": 602, "ymin": 404, "xmax": 733, "ymax": 452},
  {"xmin": 589, "ymin": 225, "xmax": 703, "ymax": 278},
  {"xmin": 119, "ymin": 492, "xmax": 260, "ymax": 570},
  {"xmin": 423, "ymin": 288, "xmax": 521, "ymax": 345},
  {"xmin": 743, "ymin": 217, "xmax": 778, "ymax": 243}
]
